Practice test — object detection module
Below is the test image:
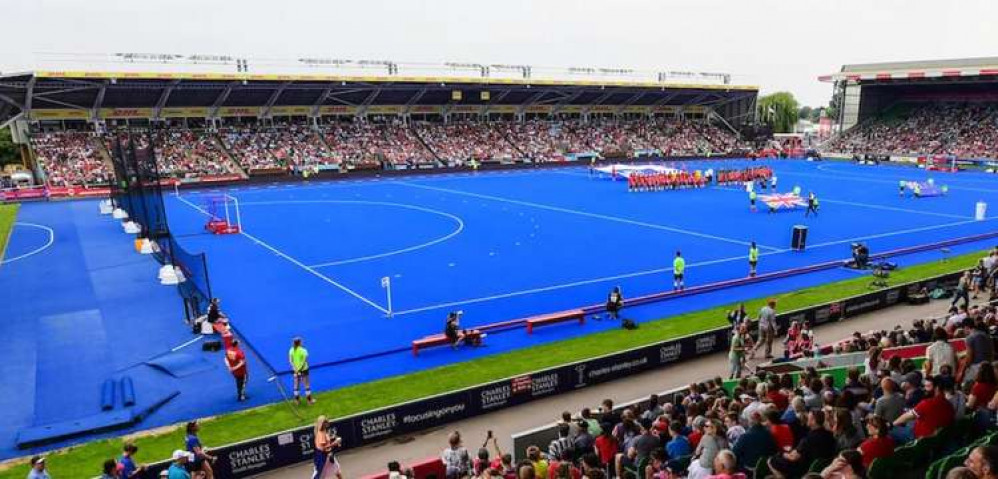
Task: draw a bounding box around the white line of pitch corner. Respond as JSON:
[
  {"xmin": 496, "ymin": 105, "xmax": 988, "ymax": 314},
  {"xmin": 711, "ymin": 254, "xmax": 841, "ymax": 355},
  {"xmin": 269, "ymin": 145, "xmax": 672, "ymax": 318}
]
[
  {"xmin": 174, "ymin": 194, "xmax": 389, "ymax": 314},
  {"xmin": 395, "ymin": 180, "xmax": 782, "ymax": 252},
  {"xmin": 0, "ymin": 222, "xmax": 56, "ymax": 265}
]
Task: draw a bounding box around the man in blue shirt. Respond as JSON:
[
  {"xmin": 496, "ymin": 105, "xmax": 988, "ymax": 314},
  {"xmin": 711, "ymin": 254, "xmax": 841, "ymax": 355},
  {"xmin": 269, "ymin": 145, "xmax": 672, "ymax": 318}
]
[
  {"xmin": 118, "ymin": 443, "xmax": 144, "ymax": 478},
  {"xmin": 732, "ymin": 411, "xmax": 777, "ymax": 472},
  {"xmin": 665, "ymin": 421, "xmax": 692, "ymax": 459}
]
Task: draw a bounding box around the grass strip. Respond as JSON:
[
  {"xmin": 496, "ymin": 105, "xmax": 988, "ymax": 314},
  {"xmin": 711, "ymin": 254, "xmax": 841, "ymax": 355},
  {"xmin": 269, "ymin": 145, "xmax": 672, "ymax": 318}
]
[
  {"xmin": 0, "ymin": 248, "xmax": 986, "ymax": 478},
  {"xmin": 0, "ymin": 203, "xmax": 19, "ymax": 263}
]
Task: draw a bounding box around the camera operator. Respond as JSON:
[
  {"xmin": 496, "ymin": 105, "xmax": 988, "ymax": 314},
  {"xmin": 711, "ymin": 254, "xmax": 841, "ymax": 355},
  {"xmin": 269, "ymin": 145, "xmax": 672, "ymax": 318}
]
[{"xmin": 445, "ymin": 311, "xmax": 466, "ymax": 349}]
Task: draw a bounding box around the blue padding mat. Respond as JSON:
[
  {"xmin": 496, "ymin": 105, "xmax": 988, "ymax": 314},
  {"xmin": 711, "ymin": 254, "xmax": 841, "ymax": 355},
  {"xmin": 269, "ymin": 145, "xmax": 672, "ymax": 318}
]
[
  {"xmin": 15, "ymin": 390, "xmax": 178, "ymax": 448},
  {"xmin": 145, "ymin": 352, "xmax": 216, "ymax": 378}
]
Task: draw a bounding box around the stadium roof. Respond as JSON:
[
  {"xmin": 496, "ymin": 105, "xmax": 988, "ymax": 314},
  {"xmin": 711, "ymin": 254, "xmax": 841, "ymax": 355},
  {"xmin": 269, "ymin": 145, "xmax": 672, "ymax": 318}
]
[
  {"xmin": 818, "ymin": 57, "xmax": 998, "ymax": 83},
  {"xmin": 0, "ymin": 71, "xmax": 757, "ymax": 124}
]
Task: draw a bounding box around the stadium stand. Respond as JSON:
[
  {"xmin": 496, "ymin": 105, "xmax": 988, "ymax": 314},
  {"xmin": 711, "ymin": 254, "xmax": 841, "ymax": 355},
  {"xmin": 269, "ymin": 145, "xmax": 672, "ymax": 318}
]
[
  {"xmin": 826, "ymin": 102, "xmax": 998, "ymax": 159},
  {"xmin": 155, "ymin": 130, "xmax": 241, "ymax": 180},
  {"xmin": 30, "ymin": 132, "xmax": 112, "ymax": 187}
]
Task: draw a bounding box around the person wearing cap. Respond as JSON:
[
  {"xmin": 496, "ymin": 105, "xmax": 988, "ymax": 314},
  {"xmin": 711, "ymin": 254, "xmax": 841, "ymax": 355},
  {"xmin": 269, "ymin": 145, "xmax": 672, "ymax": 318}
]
[
  {"xmin": 168, "ymin": 450, "xmax": 193, "ymax": 479},
  {"xmin": 225, "ymin": 338, "xmax": 249, "ymax": 402},
  {"xmin": 118, "ymin": 443, "xmax": 145, "ymax": 479},
  {"xmin": 289, "ymin": 337, "xmax": 314, "ymax": 405},
  {"xmin": 27, "ymin": 456, "xmax": 49, "ymax": 479}
]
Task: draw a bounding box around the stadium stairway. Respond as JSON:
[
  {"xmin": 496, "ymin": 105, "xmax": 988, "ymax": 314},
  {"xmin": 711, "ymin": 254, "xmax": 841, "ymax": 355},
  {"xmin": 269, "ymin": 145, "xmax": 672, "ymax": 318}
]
[
  {"xmin": 210, "ymin": 133, "xmax": 250, "ymax": 179},
  {"xmin": 498, "ymin": 125, "xmax": 529, "ymax": 159}
]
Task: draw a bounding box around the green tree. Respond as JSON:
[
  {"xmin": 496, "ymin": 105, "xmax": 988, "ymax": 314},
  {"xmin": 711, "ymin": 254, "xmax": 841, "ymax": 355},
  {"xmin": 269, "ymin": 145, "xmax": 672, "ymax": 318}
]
[
  {"xmin": 798, "ymin": 106, "xmax": 813, "ymax": 121},
  {"xmin": 757, "ymin": 92, "xmax": 800, "ymax": 133},
  {"xmin": 0, "ymin": 127, "xmax": 19, "ymax": 166}
]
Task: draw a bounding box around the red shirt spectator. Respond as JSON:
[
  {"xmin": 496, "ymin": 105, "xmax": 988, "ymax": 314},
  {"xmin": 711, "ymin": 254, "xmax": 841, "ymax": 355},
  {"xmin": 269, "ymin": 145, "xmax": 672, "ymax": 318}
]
[
  {"xmin": 913, "ymin": 394, "xmax": 955, "ymax": 438},
  {"xmin": 859, "ymin": 435, "xmax": 895, "ymax": 468},
  {"xmin": 769, "ymin": 424, "xmax": 795, "ymax": 451},
  {"xmin": 594, "ymin": 433, "xmax": 618, "ymax": 466}
]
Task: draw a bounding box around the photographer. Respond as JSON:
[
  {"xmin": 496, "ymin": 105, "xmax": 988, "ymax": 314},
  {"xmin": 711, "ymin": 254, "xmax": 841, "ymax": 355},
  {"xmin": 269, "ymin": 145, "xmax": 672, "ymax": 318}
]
[
  {"xmin": 313, "ymin": 415, "xmax": 343, "ymax": 479},
  {"xmin": 445, "ymin": 311, "xmax": 466, "ymax": 349},
  {"xmin": 606, "ymin": 287, "xmax": 623, "ymax": 321}
]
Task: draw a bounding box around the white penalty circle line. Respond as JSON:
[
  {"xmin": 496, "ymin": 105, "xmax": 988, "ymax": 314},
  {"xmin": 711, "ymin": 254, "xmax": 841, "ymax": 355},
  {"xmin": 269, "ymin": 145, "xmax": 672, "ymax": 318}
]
[
  {"xmin": 1, "ymin": 222, "xmax": 55, "ymax": 265},
  {"xmin": 234, "ymin": 199, "xmax": 466, "ymax": 268}
]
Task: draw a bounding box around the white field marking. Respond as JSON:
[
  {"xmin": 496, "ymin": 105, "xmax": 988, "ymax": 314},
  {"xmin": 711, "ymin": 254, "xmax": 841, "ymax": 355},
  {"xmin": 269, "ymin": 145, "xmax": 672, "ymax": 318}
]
[
  {"xmin": 786, "ymin": 168, "xmax": 998, "ymax": 194},
  {"xmin": 392, "ymin": 215, "xmax": 996, "ymax": 316},
  {"xmin": 815, "ymin": 163, "xmax": 998, "ymax": 188},
  {"xmin": 175, "ymin": 194, "xmax": 389, "ymax": 314},
  {"xmin": 391, "ymin": 251, "xmax": 779, "ymax": 316},
  {"xmin": 1, "ymin": 223, "xmax": 55, "ymax": 265},
  {"xmin": 712, "ymin": 186, "xmax": 973, "ymax": 220},
  {"xmin": 232, "ymin": 199, "xmax": 465, "ymax": 268},
  {"xmin": 396, "ymin": 180, "xmax": 782, "ymax": 252},
  {"xmin": 805, "ymin": 217, "xmax": 998, "ymax": 249},
  {"xmin": 170, "ymin": 335, "xmax": 204, "ymax": 352}
]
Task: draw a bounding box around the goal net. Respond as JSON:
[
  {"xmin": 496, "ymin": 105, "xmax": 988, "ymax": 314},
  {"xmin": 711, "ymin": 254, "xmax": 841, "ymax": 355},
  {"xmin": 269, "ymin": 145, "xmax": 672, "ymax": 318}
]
[{"xmin": 203, "ymin": 195, "xmax": 242, "ymax": 235}]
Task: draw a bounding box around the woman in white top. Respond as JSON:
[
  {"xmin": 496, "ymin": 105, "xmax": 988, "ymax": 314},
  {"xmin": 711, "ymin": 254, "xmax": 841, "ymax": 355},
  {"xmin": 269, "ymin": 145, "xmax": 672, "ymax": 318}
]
[{"xmin": 924, "ymin": 327, "xmax": 957, "ymax": 377}]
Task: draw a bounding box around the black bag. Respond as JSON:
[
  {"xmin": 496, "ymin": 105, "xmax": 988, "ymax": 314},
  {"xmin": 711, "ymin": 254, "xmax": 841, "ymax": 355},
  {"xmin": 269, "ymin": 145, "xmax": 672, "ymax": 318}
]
[
  {"xmin": 622, "ymin": 319, "xmax": 638, "ymax": 330},
  {"xmin": 202, "ymin": 340, "xmax": 222, "ymax": 352}
]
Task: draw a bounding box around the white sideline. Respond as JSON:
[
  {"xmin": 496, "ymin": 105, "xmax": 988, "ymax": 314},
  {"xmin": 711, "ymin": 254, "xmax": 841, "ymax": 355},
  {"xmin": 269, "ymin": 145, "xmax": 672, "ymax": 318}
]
[
  {"xmin": 396, "ymin": 180, "xmax": 783, "ymax": 252},
  {"xmin": 1, "ymin": 222, "xmax": 55, "ymax": 265},
  {"xmin": 174, "ymin": 194, "xmax": 389, "ymax": 314}
]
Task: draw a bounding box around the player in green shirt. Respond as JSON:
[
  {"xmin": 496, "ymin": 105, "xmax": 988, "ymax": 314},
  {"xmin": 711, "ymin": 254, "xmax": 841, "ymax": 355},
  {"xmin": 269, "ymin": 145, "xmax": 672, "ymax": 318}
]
[
  {"xmin": 748, "ymin": 242, "xmax": 759, "ymax": 277},
  {"xmin": 289, "ymin": 337, "xmax": 315, "ymax": 405},
  {"xmin": 749, "ymin": 190, "xmax": 757, "ymax": 212},
  {"xmin": 673, "ymin": 250, "xmax": 686, "ymax": 291}
]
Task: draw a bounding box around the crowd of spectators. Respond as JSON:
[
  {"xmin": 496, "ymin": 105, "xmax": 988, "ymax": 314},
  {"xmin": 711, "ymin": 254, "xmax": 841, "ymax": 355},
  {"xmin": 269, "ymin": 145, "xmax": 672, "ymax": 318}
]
[
  {"xmin": 458, "ymin": 250, "xmax": 998, "ymax": 479},
  {"xmin": 825, "ymin": 102, "xmax": 998, "ymax": 159},
  {"xmin": 29, "ymin": 118, "xmax": 744, "ymax": 186},
  {"xmin": 31, "ymin": 132, "xmax": 112, "ymax": 187}
]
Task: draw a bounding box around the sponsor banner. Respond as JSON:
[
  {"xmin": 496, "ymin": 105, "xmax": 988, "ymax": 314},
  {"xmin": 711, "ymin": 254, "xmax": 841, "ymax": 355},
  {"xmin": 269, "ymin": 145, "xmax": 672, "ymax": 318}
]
[
  {"xmin": 29, "ymin": 109, "xmax": 90, "ymax": 121},
  {"xmin": 409, "ymin": 105, "xmax": 443, "ymax": 114},
  {"xmin": 159, "ymin": 107, "xmax": 209, "ymax": 118},
  {"xmin": 0, "ymin": 186, "xmax": 48, "ymax": 201},
  {"xmin": 651, "ymin": 105, "xmax": 678, "ymax": 114},
  {"xmin": 559, "ymin": 106, "xmax": 584, "ymax": 114},
  {"xmin": 683, "ymin": 105, "xmax": 706, "ymax": 113},
  {"xmin": 366, "ymin": 105, "xmax": 405, "ymax": 115},
  {"xmin": 588, "ymin": 105, "xmax": 617, "ymax": 113},
  {"xmin": 99, "ymin": 108, "xmax": 153, "ymax": 119},
  {"xmin": 318, "ymin": 105, "xmax": 358, "ymax": 116},
  {"xmin": 524, "ymin": 105, "xmax": 553, "ymax": 114},
  {"xmin": 269, "ymin": 106, "xmax": 312, "ymax": 117},
  {"xmin": 486, "ymin": 105, "xmax": 518, "ymax": 114},
  {"xmin": 450, "ymin": 105, "xmax": 483, "ymax": 114},
  {"xmin": 354, "ymin": 391, "xmax": 471, "ymax": 443},
  {"xmin": 47, "ymin": 186, "xmax": 112, "ymax": 198},
  {"xmin": 217, "ymin": 107, "xmax": 262, "ymax": 117},
  {"xmin": 623, "ymin": 106, "xmax": 651, "ymax": 114}
]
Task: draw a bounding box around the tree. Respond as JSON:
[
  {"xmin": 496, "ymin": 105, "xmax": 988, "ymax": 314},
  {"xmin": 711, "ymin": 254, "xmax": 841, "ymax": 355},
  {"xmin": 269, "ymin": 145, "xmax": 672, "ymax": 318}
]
[
  {"xmin": 757, "ymin": 92, "xmax": 800, "ymax": 133},
  {"xmin": 0, "ymin": 127, "xmax": 18, "ymax": 166},
  {"xmin": 798, "ymin": 106, "xmax": 813, "ymax": 121}
]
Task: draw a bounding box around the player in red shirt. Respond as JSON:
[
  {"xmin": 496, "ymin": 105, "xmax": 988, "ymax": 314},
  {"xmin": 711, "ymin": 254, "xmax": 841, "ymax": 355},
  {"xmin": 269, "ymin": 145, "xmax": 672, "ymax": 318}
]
[{"xmin": 225, "ymin": 338, "xmax": 249, "ymax": 402}]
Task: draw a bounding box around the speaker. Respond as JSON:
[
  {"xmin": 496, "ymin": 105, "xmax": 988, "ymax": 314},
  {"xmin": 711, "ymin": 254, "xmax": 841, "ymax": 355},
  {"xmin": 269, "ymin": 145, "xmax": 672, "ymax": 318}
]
[
  {"xmin": 792, "ymin": 225, "xmax": 808, "ymax": 251},
  {"xmin": 202, "ymin": 340, "xmax": 222, "ymax": 352}
]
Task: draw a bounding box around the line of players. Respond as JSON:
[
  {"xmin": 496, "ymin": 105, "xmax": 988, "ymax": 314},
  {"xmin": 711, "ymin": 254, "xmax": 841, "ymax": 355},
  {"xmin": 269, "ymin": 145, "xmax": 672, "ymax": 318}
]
[
  {"xmin": 716, "ymin": 166, "xmax": 774, "ymax": 185},
  {"xmin": 626, "ymin": 170, "xmax": 710, "ymax": 192}
]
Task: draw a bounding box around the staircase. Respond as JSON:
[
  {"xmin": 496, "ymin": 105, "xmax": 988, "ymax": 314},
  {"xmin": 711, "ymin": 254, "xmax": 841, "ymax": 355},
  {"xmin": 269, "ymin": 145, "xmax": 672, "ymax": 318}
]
[{"xmin": 210, "ymin": 132, "xmax": 249, "ymax": 179}]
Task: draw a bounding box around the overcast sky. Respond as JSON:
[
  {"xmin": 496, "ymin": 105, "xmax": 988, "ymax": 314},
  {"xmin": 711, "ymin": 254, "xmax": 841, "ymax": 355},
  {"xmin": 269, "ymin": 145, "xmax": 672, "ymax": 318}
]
[{"xmin": 4, "ymin": 0, "xmax": 996, "ymax": 106}]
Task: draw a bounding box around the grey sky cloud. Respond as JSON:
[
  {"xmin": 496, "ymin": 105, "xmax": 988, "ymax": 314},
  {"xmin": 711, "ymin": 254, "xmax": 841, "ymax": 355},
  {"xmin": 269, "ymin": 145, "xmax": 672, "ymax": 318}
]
[{"xmin": 3, "ymin": 0, "xmax": 995, "ymax": 106}]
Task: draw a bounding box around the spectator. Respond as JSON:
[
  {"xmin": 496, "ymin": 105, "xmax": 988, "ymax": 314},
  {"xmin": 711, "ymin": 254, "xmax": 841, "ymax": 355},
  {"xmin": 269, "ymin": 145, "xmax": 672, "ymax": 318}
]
[
  {"xmin": 708, "ymin": 450, "xmax": 745, "ymax": 479},
  {"xmin": 753, "ymin": 300, "xmax": 778, "ymax": 360},
  {"xmin": 892, "ymin": 375, "xmax": 955, "ymax": 444},
  {"xmin": 118, "ymin": 442, "xmax": 145, "ymax": 479},
  {"xmin": 185, "ymin": 420, "xmax": 217, "ymax": 479},
  {"xmin": 387, "ymin": 461, "xmax": 410, "ymax": 479},
  {"xmin": 666, "ymin": 420, "xmax": 693, "ymax": 460},
  {"xmin": 442, "ymin": 431, "xmax": 471, "ymax": 479},
  {"xmin": 100, "ymin": 458, "xmax": 120, "ymax": 479},
  {"xmin": 819, "ymin": 449, "xmax": 865, "ymax": 479},
  {"xmin": 965, "ymin": 445, "xmax": 998, "ymax": 479},
  {"xmin": 723, "ymin": 412, "xmax": 746, "ymax": 445},
  {"xmin": 924, "ymin": 327, "xmax": 957, "ymax": 376},
  {"xmin": 225, "ymin": 338, "xmax": 249, "ymax": 402},
  {"xmin": 549, "ymin": 424, "xmax": 575, "ymax": 461},
  {"xmin": 580, "ymin": 409, "xmax": 602, "ymax": 436},
  {"xmin": 873, "ymin": 377, "xmax": 905, "ymax": 423},
  {"xmin": 526, "ymin": 446, "xmax": 549, "ymax": 478},
  {"xmin": 27, "ymin": 456, "xmax": 50, "ymax": 479},
  {"xmin": 313, "ymin": 415, "xmax": 342, "ymax": 479},
  {"xmin": 167, "ymin": 450, "xmax": 193, "ymax": 479},
  {"xmin": 830, "ymin": 408, "xmax": 863, "ymax": 451},
  {"xmin": 573, "ymin": 421, "xmax": 595, "ymax": 459},
  {"xmin": 593, "ymin": 424, "xmax": 618, "ymax": 473},
  {"xmin": 688, "ymin": 419, "xmax": 728, "ymax": 479},
  {"xmin": 858, "ymin": 415, "xmax": 894, "ymax": 469},
  {"xmin": 946, "ymin": 467, "xmax": 979, "ymax": 479},
  {"xmin": 733, "ymin": 412, "xmax": 777, "ymax": 472},
  {"xmin": 729, "ymin": 323, "xmax": 749, "ymax": 379},
  {"xmin": 962, "ymin": 318, "xmax": 995, "ymax": 385},
  {"xmin": 768, "ymin": 410, "xmax": 836, "ymax": 478},
  {"xmin": 764, "ymin": 408, "xmax": 794, "ymax": 452}
]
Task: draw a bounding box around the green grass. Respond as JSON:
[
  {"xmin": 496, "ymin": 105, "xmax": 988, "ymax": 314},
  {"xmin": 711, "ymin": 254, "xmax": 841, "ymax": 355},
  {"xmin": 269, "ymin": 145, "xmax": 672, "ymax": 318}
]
[
  {"xmin": 0, "ymin": 247, "xmax": 986, "ymax": 478},
  {"xmin": 0, "ymin": 203, "xmax": 18, "ymax": 263}
]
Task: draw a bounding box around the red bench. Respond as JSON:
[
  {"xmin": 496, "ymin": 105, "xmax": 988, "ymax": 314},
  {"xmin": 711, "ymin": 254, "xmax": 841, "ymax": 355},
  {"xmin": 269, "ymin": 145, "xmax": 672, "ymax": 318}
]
[
  {"xmin": 526, "ymin": 309, "xmax": 586, "ymax": 334},
  {"xmin": 411, "ymin": 329, "xmax": 485, "ymax": 356}
]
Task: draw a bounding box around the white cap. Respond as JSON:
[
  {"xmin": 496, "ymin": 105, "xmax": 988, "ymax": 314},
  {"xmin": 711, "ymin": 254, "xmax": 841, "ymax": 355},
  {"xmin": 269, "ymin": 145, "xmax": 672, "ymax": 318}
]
[{"xmin": 172, "ymin": 450, "xmax": 194, "ymax": 461}]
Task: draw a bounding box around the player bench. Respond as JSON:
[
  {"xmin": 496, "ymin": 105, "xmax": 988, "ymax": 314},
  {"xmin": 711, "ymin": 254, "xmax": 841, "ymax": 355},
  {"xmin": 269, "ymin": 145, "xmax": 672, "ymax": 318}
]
[
  {"xmin": 411, "ymin": 329, "xmax": 485, "ymax": 356},
  {"xmin": 525, "ymin": 309, "xmax": 586, "ymax": 334}
]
